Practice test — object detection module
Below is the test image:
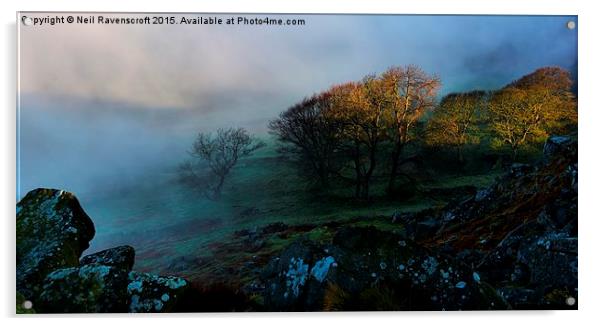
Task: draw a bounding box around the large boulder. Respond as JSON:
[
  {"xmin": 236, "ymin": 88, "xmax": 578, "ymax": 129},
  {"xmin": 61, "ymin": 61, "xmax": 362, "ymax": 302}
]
[
  {"xmin": 127, "ymin": 272, "xmax": 189, "ymax": 312},
  {"xmin": 80, "ymin": 245, "xmax": 136, "ymax": 271},
  {"xmin": 16, "ymin": 188, "xmax": 191, "ymax": 313},
  {"xmin": 17, "ymin": 188, "xmax": 95, "ymax": 300},
  {"xmin": 37, "ymin": 264, "xmax": 129, "ymax": 313}
]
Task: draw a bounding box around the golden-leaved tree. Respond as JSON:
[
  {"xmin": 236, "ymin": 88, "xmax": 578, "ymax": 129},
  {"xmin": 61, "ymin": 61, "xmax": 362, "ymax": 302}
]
[
  {"xmin": 426, "ymin": 91, "xmax": 487, "ymax": 162},
  {"xmin": 488, "ymin": 67, "xmax": 576, "ymax": 158},
  {"xmin": 327, "ymin": 78, "xmax": 388, "ymax": 198}
]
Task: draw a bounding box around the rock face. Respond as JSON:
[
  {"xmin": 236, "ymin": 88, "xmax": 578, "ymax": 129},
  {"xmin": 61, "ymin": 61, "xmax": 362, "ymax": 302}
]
[
  {"xmin": 432, "ymin": 136, "xmax": 577, "ymax": 308},
  {"xmin": 416, "ymin": 136, "xmax": 576, "ymax": 309},
  {"xmin": 17, "ymin": 189, "xmax": 95, "ymax": 300},
  {"xmin": 16, "ymin": 188, "xmax": 190, "ymax": 313}
]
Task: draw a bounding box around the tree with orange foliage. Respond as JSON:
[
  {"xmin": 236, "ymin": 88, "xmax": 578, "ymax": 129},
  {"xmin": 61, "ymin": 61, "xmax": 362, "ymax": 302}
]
[
  {"xmin": 426, "ymin": 91, "xmax": 486, "ymax": 162},
  {"xmin": 488, "ymin": 67, "xmax": 576, "ymax": 158},
  {"xmin": 327, "ymin": 77, "xmax": 388, "ymax": 198}
]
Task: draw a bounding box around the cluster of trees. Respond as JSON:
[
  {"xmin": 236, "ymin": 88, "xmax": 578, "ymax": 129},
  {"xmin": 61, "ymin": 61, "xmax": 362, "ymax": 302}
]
[
  {"xmin": 180, "ymin": 66, "xmax": 575, "ymax": 201},
  {"xmin": 270, "ymin": 66, "xmax": 576, "ymax": 199},
  {"xmin": 426, "ymin": 67, "xmax": 576, "ymax": 159},
  {"xmin": 269, "ymin": 65, "xmax": 441, "ymax": 198}
]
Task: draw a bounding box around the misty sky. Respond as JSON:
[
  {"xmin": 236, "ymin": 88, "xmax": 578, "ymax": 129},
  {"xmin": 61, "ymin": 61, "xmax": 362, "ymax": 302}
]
[{"xmin": 18, "ymin": 14, "xmax": 577, "ymax": 198}]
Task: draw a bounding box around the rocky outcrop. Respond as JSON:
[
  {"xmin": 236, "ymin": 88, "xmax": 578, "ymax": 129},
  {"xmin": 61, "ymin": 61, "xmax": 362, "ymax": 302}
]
[
  {"xmin": 543, "ymin": 135, "xmax": 573, "ymax": 159},
  {"xmin": 261, "ymin": 227, "xmax": 507, "ymax": 311},
  {"xmin": 17, "ymin": 189, "xmax": 95, "ymax": 300},
  {"xmin": 401, "ymin": 135, "xmax": 577, "ymax": 309},
  {"xmin": 16, "ymin": 188, "xmax": 190, "ymax": 313}
]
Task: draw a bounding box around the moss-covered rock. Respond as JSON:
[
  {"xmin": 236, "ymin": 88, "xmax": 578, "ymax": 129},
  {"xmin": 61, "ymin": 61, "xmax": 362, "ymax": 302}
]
[
  {"xmin": 16, "ymin": 188, "xmax": 193, "ymax": 313},
  {"xmin": 17, "ymin": 188, "xmax": 95, "ymax": 301},
  {"xmin": 81, "ymin": 245, "xmax": 135, "ymax": 271},
  {"xmin": 37, "ymin": 264, "xmax": 129, "ymax": 313}
]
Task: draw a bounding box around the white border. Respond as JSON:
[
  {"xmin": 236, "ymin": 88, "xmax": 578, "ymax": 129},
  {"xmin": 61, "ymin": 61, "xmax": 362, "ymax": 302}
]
[{"xmin": 3, "ymin": 1, "xmax": 601, "ymax": 325}]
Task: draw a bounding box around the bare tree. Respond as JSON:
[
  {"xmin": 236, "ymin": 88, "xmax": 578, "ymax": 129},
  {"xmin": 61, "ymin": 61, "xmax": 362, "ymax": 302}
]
[
  {"xmin": 180, "ymin": 128, "xmax": 265, "ymax": 200},
  {"xmin": 268, "ymin": 93, "xmax": 343, "ymax": 188}
]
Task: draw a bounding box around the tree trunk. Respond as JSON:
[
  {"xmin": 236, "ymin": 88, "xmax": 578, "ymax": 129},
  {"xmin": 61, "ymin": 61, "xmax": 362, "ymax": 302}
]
[
  {"xmin": 362, "ymin": 142, "xmax": 378, "ymax": 199},
  {"xmin": 212, "ymin": 174, "xmax": 226, "ymax": 200},
  {"xmin": 360, "ymin": 174, "xmax": 372, "ymax": 199},
  {"xmin": 387, "ymin": 140, "xmax": 403, "ymax": 195},
  {"xmin": 318, "ymin": 163, "xmax": 329, "ymax": 188},
  {"xmin": 512, "ymin": 146, "xmax": 519, "ymax": 161},
  {"xmin": 457, "ymin": 145, "xmax": 464, "ymax": 164},
  {"xmin": 353, "ymin": 149, "xmax": 362, "ymax": 198}
]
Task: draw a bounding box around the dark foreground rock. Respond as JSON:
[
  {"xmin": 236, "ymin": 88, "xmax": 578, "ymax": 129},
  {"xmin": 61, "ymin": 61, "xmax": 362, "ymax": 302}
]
[
  {"xmin": 395, "ymin": 135, "xmax": 577, "ymax": 309},
  {"xmin": 80, "ymin": 245, "xmax": 136, "ymax": 271},
  {"xmin": 261, "ymin": 227, "xmax": 507, "ymax": 311},
  {"xmin": 37, "ymin": 264, "xmax": 129, "ymax": 313},
  {"xmin": 17, "ymin": 189, "xmax": 95, "ymax": 300},
  {"xmin": 16, "ymin": 188, "xmax": 190, "ymax": 313},
  {"xmin": 438, "ymin": 136, "xmax": 577, "ymax": 309},
  {"xmin": 127, "ymin": 272, "xmax": 189, "ymax": 313}
]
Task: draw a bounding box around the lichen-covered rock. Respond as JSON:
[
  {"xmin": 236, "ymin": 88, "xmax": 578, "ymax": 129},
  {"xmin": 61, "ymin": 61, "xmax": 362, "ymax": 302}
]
[
  {"xmin": 261, "ymin": 227, "xmax": 507, "ymax": 311},
  {"xmin": 15, "ymin": 188, "xmax": 193, "ymax": 313},
  {"xmin": 517, "ymin": 233, "xmax": 577, "ymax": 288},
  {"xmin": 127, "ymin": 272, "xmax": 189, "ymax": 313},
  {"xmin": 427, "ymin": 136, "xmax": 577, "ymax": 251},
  {"xmin": 17, "ymin": 188, "xmax": 95, "ymax": 300},
  {"xmin": 260, "ymin": 239, "xmax": 317, "ymax": 309},
  {"xmin": 81, "ymin": 245, "xmax": 136, "ymax": 271},
  {"xmin": 416, "ymin": 136, "xmax": 579, "ymax": 309},
  {"xmin": 543, "ymin": 135, "xmax": 573, "ymax": 159},
  {"xmin": 476, "ymin": 220, "xmax": 545, "ymax": 286},
  {"xmin": 37, "ymin": 264, "xmax": 129, "ymax": 313}
]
